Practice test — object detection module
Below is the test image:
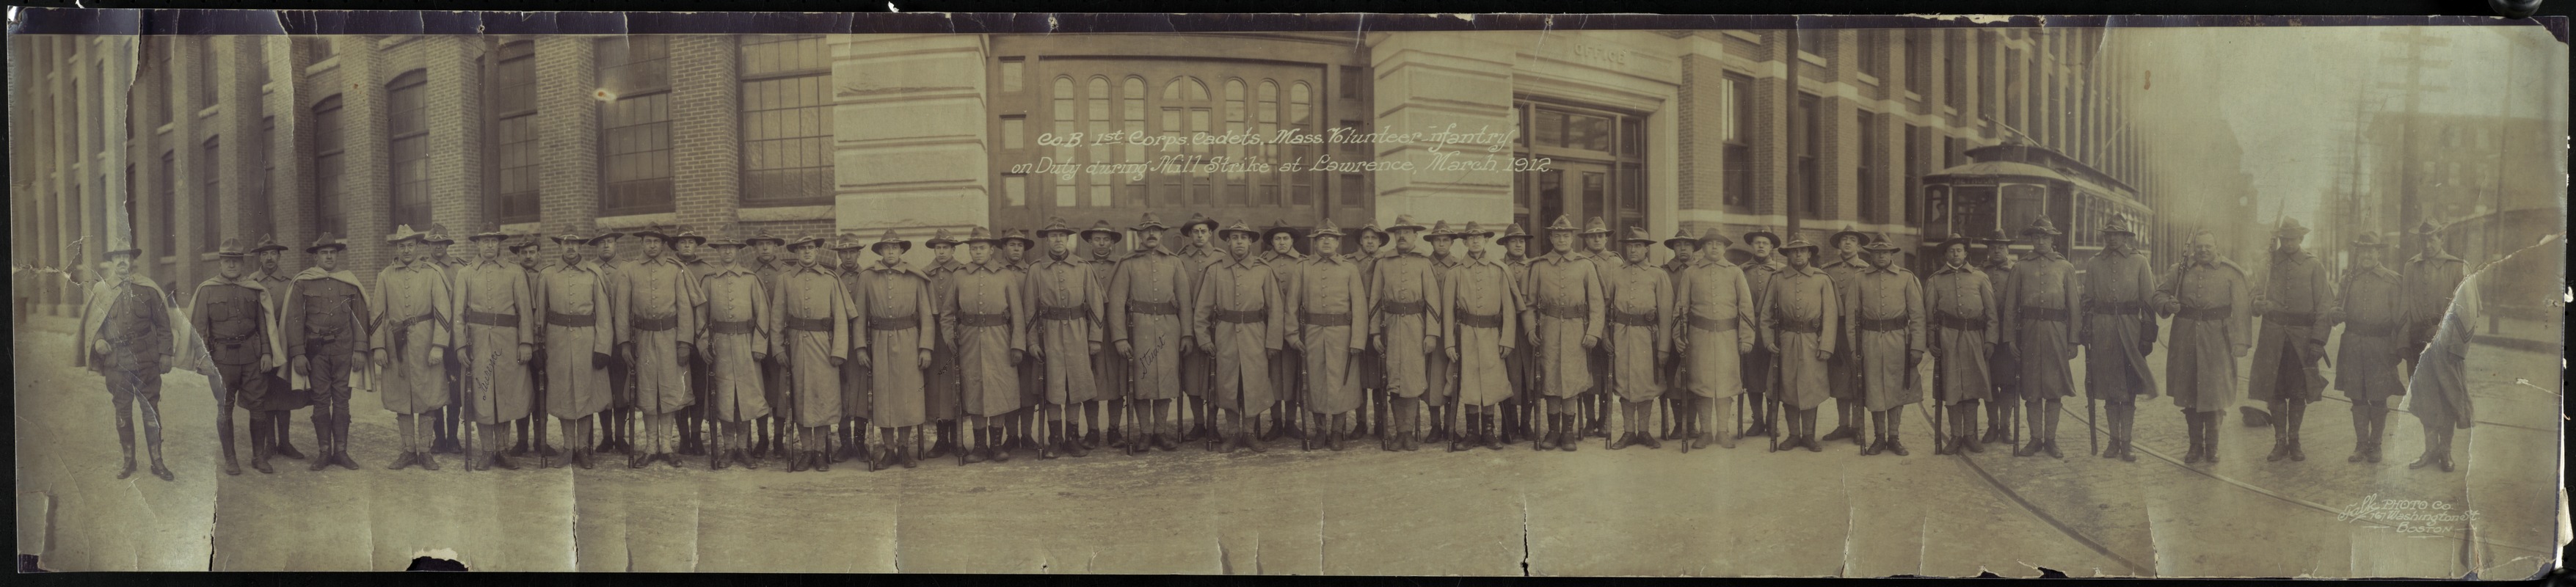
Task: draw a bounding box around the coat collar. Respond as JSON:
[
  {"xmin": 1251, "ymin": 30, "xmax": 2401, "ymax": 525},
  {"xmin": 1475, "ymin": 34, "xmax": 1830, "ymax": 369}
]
[{"xmin": 1935, "ymin": 263, "xmax": 1978, "ymax": 275}]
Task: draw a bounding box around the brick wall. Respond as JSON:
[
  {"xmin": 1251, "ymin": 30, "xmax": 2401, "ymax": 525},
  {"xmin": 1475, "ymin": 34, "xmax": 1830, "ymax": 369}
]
[
  {"xmin": 337, "ymin": 37, "xmax": 393, "ymax": 281},
  {"xmin": 671, "ymin": 35, "xmax": 745, "ymax": 238},
  {"xmin": 535, "ymin": 37, "xmax": 600, "ymax": 238},
  {"xmin": 275, "ymin": 35, "xmax": 316, "ymax": 271},
  {"xmin": 426, "ymin": 36, "xmax": 487, "ymax": 233}
]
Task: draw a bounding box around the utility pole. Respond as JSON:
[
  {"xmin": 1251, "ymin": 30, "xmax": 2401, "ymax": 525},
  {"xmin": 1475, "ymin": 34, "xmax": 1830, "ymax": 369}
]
[{"xmin": 2377, "ymin": 29, "xmax": 2451, "ymax": 233}]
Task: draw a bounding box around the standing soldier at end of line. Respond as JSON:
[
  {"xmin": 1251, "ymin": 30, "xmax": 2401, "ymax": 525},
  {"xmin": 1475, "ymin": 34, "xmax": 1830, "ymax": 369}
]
[
  {"xmin": 509, "ymin": 237, "xmax": 553, "ymax": 462},
  {"xmin": 1817, "ymin": 226, "xmax": 1871, "ymax": 448},
  {"xmin": 1110, "ymin": 214, "xmax": 1197, "ymax": 453},
  {"xmin": 1601, "ymin": 227, "xmax": 1675, "ymax": 451},
  {"xmin": 770, "ymin": 234, "xmax": 848, "ymax": 472},
  {"xmin": 1670, "ymin": 228, "xmax": 1754, "ymax": 452},
  {"xmin": 1976, "ymin": 230, "xmax": 2022, "ymax": 448},
  {"xmin": 192, "ymin": 238, "xmax": 286, "ymax": 475},
  {"xmin": 2248, "ymin": 217, "xmax": 2334, "ymax": 463},
  {"xmin": 671, "ymin": 230, "xmax": 717, "ymax": 459},
  {"xmin": 1734, "ymin": 228, "xmax": 1785, "ymax": 442},
  {"xmin": 453, "ymin": 225, "xmax": 538, "ymax": 471},
  {"xmin": 1077, "ymin": 222, "xmax": 1129, "ymax": 453},
  {"xmin": 2399, "ymin": 220, "xmax": 2466, "ymax": 376},
  {"xmin": 1524, "ymin": 216, "xmax": 1604, "ymax": 451},
  {"xmin": 1443, "ymin": 222, "xmax": 1521, "ymax": 452},
  {"xmin": 539, "ymin": 233, "xmax": 619, "ymax": 470},
  {"xmin": 79, "ymin": 238, "xmax": 178, "ymax": 481},
  {"xmin": 2080, "ymin": 214, "xmax": 2161, "ymax": 462},
  {"xmin": 696, "ymin": 235, "xmax": 769, "ymax": 470},
  {"xmin": 953, "ymin": 227, "xmax": 1027, "ymax": 464},
  {"xmin": 1175, "ymin": 214, "xmax": 1226, "ymax": 445},
  {"xmin": 1924, "ymin": 238, "xmax": 1997, "ymax": 455},
  {"xmin": 248, "ymin": 235, "xmax": 313, "ymax": 464},
  {"xmin": 1850, "ymin": 235, "xmax": 1925, "ymax": 456},
  {"xmin": 2406, "ymin": 264, "xmax": 2478, "ymax": 473},
  {"xmin": 852, "ymin": 229, "xmax": 937, "ymax": 470},
  {"xmin": 1494, "ymin": 224, "xmax": 1537, "ymax": 445},
  {"xmin": 376, "ymin": 225, "xmax": 457, "ymax": 470},
  {"xmin": 1196, "ymin": 219, "xmax": 1287, "ymax": 453},
  {"xmin": 1287, "ymin": 221, "xmax": 1369, "ymax": 451},
  {"xmin": 2003, "ymin": 217, "xmax": 2078, "ymax": 459},
  {"xmin": 1760, "ymin": 238, "xmax": 1838, "ymax": 452},
  {"xmin": 922, "ymin": 230, "xmax": 969, "ymax": 460},
  {"xmin": 1259, "ymin": 219, "xmax": 1311, "ymax": 442},
  {"xmin": 747, "ymin": 231, "xmax": 794, "ymax": 461},
  {"xmin": 1352, "ymin": 223, "xmax": 1392, "ymax": 440},
  {"xmin": 2327, "ymin": 232, "xmax": 2406, "ymax": 464},
  {"xmin": 283, "ymin": 234, "xmax": 371, "ymax": 472},
  {"xmin": 1027, "ymin": 219, "xmax": 1102, "ymax": 459},
  {"xmin": 831, "ymin": 233, "xmax": 876, "ymax": 464},
  {"xmin": 2157, "ymin": 229, "xmax": 2252, "ymax": 464},
  {"xmin": 1370, "ymin": 215, "xmax": 1440, "ymax": 451}
]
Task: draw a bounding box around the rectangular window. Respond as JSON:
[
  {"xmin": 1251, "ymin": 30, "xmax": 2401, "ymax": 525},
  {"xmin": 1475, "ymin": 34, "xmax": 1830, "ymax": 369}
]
[
  {"xmin": 492, "ymin": 41, "xmax": 539, "ymax": 223},
  {"xmin": 2005, "ymin": 48, "xmax": 2023, "ymax": 133},
  {"xmin": 1903, "ymin": 124, "xmax": 1922, "ymax": 225},
  {"xmin": 1000, "ymin": 116, "xmax": 1025, "ymax": 150},
  {"xmin": 150, "ymin": 38, "xmax": 172, "ymax": 126},
  {"xmin": 1904, "ymin": 30, "xmax": 1928, "ymax": 95},
  {"xmin": 1944, "ymin": 32, "xmax": 1965, "ymax": 117},
  {"xmin": 1340, "ymin": 66, "xmax": 1365, "ymax": 99},
  {"xmin": 1340, "ymin": 172, "xmax": 1367, "ymax": 208},
  {"xmin": 1339, "ymin": 120, "xmax": 1366, "ymax": 156},
  {"xmin": 1858, "ymin": 112, "xmax": 1882, "ymax": 224},
  {"xmin": 1977, "ymin": 34, "xmax": 1996, "ymax": 122},
  {"xmin": 740, "ymin": 34, "xmax": 833, "ymax": 208},
  {"xmin": 194, "ymin": 37, "xmax": 218, "ymax": 110},
  {"xmin": 388, "ymin": 70, "xmax": 432, "ymax": 229},
  {"xmin": 599, "ymin": 37, "xmax": 672, "ymax": 216},
  {"xmin": 157, "ymin": 152, "xmax": 175, "ymax": 256},
  {"xmin": 1858, "ymin": 30, "xmax": 1888, "ymax": 81},
  {"xmin": 999, "ymin": 57, "xmax": 1024, "ymax": 94},
  {"xmin": 1796, "ymin": 29, "xmax": 1833, "ymax": 62},
  {"xmin": 1722, "ymin": 73, "xmax": 1753, "ymax": 209},
  {"xmin": 251, "ymin": 117, "xmax": 273, "ymax": 236},
  {"xmin": 201, "ymin": 138, "xmax": 222, "ymax": 251},
  {"xmin": 1001, "ymin": 173, "xmax": 1027, "ymax": 208},
  {"xmin": 307, "ymin": 37, "xmax": 333, "ymax": 62},
  {"xmin": 313, "ymin": 97, "xmax": 344, "ymax": 236},
  {"xmin": 1795, "ymin": 94, "xmax": 1821, "ymax": 216}
]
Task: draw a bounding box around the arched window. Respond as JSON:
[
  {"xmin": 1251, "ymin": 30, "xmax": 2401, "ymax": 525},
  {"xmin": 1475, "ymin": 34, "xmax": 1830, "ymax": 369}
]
[
  {"xmin": 1288, "ymin": 81, "xmax": 1312, "ymax": 205},
  {"xmin": 1160, "ymin": 77, "xmax": 1211, "ymax": 206},
  {"xmin": 1122, "ymin": 76, "xmax": 1146, "ymax": 203},
  {"xmin": 1224, "ymin": 79, "xmax": 1247, "ymax": 205},
  {"xmin": 1256, "ymin": 80, "xmax": 1277, "ymax": 205},
  {"xmin": 387, "ymin": 69, "xmax": 432, "ymax": 229},
  {"xmin": 1087, "ymin": 76, "xmax": 1112, "ymax": 207},
  {"xmin": 1053, "ymin": 76, "xmax": 1077, "ymax": 207}
]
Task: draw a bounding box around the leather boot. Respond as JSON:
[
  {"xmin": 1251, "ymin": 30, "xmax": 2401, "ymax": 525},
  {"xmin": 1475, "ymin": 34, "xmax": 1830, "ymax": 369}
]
[
  {"xmin": 992, "ymin": 429, "xmax": 1016, "ymax": 462},
  {"xmin": 1559, "ymin": 414, "xmax": 1578, "ymax": 452},
  {"xmin": 2365, "ymin": 407, "xmax": 2387, "ymax": 464},
  {"xmin": 2182, "ymin": 412, "xmax": 2205, "ymax": 463},
  {"xmin": 249, "ymin": 421, "xmax": 275, "ymax": 474},
  {"xmin": 1039, "ymin": 422, "xmax": 1061, "ymax": 460},
  {"xmin": 218, "ymin": 409, "xmax": 241, "ymax": 476},
  {"xmin": 2435, "ymin": 429, "xmax": 2456, "ymax": 473},
  {"xmin": 1887, "ymin": 411, "xmax": 1909, "ymax": 456},
  {"xmin": 1638, "ymin": 409, "xmax": 1663, "ymax": 450},
  {"xmin": 272, "ymin": 414, "xmax": 307, "ymax": 460},
  {"xmin": 1861, "ymin": 411, "xmax": 1886, "ymax": 456},
  {"xmin": 1485, "ymin": 413, "xmax": 1505, "ymax": 451},
  {"xmin": 1065, "ymin": 422, "xmax": 1091, "ymax": 458},
  {"xmin": 2285, "ymin": 404, "xmax": 2307, "ymax": 462},
  {"xmin": 2202, "ymin": 412, "xmax": 2222, "ymax": 464}
]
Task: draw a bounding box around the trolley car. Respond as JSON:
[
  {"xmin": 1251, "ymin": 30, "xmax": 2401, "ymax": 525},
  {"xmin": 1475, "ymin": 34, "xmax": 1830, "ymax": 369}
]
[{"xmin": 1918, "ymin": 142, "xmax": 2150, "ymax": 270}]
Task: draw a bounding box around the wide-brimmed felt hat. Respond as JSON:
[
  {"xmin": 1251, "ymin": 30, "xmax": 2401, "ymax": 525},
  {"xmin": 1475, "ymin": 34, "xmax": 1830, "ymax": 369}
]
[
  {"xmin": 1218, "ymin": 220, "xmax": 1262, "ymax": 241},
  {"xmin": 1978, "ymin": 229, "xmax": 2017, "ymax": 247},
  {"xmin": 2020, "ymin": 217, "xmax": 2063, "ymax": 238},
  {"xmin": 386, "ymin": 225, "xmax": 427, "ymax": 244},
  {"xmin": 1386, "ymin": 214, "xmax": 1428, "ymax": 233},
  {"xmin": 1262, "ymin": 219, "xmax": 1302, "ymax": 241},
  {"xmin": 1862, "ymin": 233, "xmax": 1903, "ymax": 252},
  {"xmin": 1829, "ymin": 225, "xmax": 1869, "ymax": 247},
  {"xmin": 630, "ymin": 226, "xmax": 673, "ymax": 241},
  {"xmin": 1776, "ymin": 238, "xmax": 1819, "ymax": 252},
  {"xmin": 1663, "ymin": 227, "xmax": 1700, "ymax": 249},
  {"xmin": 1582, "ymin": 216, "xmax": 1612, "ymax": 236},
  {"xmin": 1495, "ymin": 223, "xmax": 1532, "ymax": 244},
  {"xmin": 470, "ymin": 222, "xmax": 511, "ymax": 242},
  {"xmin": 250, "ymin": 234, "xmax": 290, "ymax": 254},
  {"xmin": 998, "ymin": 229, "xmax": 1036, "ymax": 249},
  {"xmin": 1425, "ymin": 220, "xmax": 1458, "ymax": 241},
  {"xmin": 586, "ymin": 232, "xmax": 626, "ymax": 247},
  {"xmin": 1936, "ymin": 236, "xmax": 1977, "ymax": 254},
  {"xmin": 871, "ymin": 229, "xmax": 913, "ymax": 255},
  {"xmin": 924, "ymin": 228, "xmax": 962, "ymax": 247},
  {"xmin": 1620, "ymin": 226, "xmax": 1656, "ymax": 245},
  {"xmin": 1355, "ymin": 223, "xmax": 1389, "ymax": 242},
  {"xmin": 2099, "ymin": 214, "xmax": 2136, "ymax": 236},
  {"xmin": 1178, "ymin": 213, "xmax": 1219, "ymax": 234},
  {"xmin": 787, "ymin": 233, "xmax": 829, "ymax": 250},
  {"xmin": 2411, "ymin": 219, "xmax": 2442, "ymax": 236},
  {"xmin": 1132, "ymin": 212, "xmax": 1172, "ymax": 232},
  {"xmin": 2350, "ymin": 231, "xmax": 2388, "ymax": 248},
  {"xmin": 2274, "ymin": 217, "xmax": 2310, "ymax": 238},
  {"xmin": 1456, "ymin": 222, "xmax": 1497, "ymax": 239},
  {"xmin": 962, "ymin": 226, "xmax": 1000, "ymax": 245},
  {"xmin": 307, "ymin": 233, "xmax": 350, "ymax": 254},
  {"xmin": 214, "ymin": 237, "xmax": 250, "ymax": 258},
  {"xmin": 1037, "ymin": 217, "xmax": 1080, "ymax": 238},
  {"xmin": 423, "ymin": 224, "xmax": 456, "ymax": 245},
  {"xmin": 745, "ymin": 231, "xmax": 787, "ymax": 247},
  {"xmin": 1697, "ymin": 227, "xmax": 1734, "ymax": 248},
  {"xmin": 705, "ymin": 233, "xmax": 746, "ymax": 249},
  {"xmin": 1741, "ymin": 227, "xmax": 1781, "ymax": 248},
  {"xmin": 96, "ymin": 235, "xmax": 142, "ymax": 259},
  {"xmin": 550, "ymin": 233, "xmax": 588, "ymax": 246},
  {"xmin": 1080, "ymin": 220, "xmax": 1124, "ymax": 243},
  {"xmin": 506, "ymin": 237, "xmax": 540, "ymax": 252},
  {"xmin": 670, "ymin": 229, "xmax": 708, "ymax": 246},
  {"xmin": 830, "ymin": 231, "xmax": 870, "ymax": 251},
  {"xmin": 1307, "ymin": 219, "xmax": 1346, "ymax": 239},
  {"xmin": 1545, "ymin": 215, "xmax": 1582, "ymax": 233}
]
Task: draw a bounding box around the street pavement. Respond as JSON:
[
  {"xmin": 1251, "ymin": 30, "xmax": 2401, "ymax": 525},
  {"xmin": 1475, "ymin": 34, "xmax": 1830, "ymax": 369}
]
[{"xmin": 13, "ymin": 317, "xmax": 2562, "ymax": 576}]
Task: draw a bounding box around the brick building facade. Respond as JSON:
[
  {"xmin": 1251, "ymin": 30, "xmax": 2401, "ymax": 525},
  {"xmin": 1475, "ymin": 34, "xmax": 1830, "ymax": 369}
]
[{"xmin": 12, "ymin": 29, "xmax": 2150, "ymax": 316}]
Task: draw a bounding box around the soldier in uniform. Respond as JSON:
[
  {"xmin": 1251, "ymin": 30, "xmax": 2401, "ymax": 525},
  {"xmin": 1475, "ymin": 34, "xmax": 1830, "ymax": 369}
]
[
  {"xmin": 670, "ymin": 230, "xmax": 716, "ymax": 458},
  {"xmin": 453, "ymin": 226, "xmax": 537, "ymax": 471},
  {"xmin": 1424, "ymin": 222, "xmax": 1467, "ymax": 445},
  {"xmin": 2328, "ymin": 232, "xmax": 2406, "ymax": 464},
  {"xmin": 283, "ymin": 234, "xmax": 371, "ymax": 472},
  {"xmin": 1027, "ymin": 219, "xmax": 1102, "ymax": 459},
  {"xmin": 1259, "ymin": 219, "xmax": 1311, "ymax": 442},
  {"xmin": 1735, "ymin": 227, "xmax": 1784, "ymax": 442},
  {"xmin": 1493, "ymin": 224, "xmax": 1536, "ymax": 445},
  {"xmin": 539, "ymin": 233, "xmax": 619, "ymax": 469},
  {"xmin": 1577, "ymin": 217, "xmax": 1618, "ymax": 440},
  {"xmin": 1671, "ymin": 228, "xmax": 1754, "ymax": 451},
  {"xmin": 1110, "ymin": 214, "xmax": 1198, "ymax": 453},
  {"xmin": 696, "ymin": 235, "xmax": 768, "ymax": 470},
  {"xmin": 1077, "ymin": 221, "xmax": 1129, "ymax": 452},
  {"xmin": 1924, "ymin": 238, "xmax": 1997, "ymax": 454},
  {"xmin": 508, "ymin": 237, "xmax": 553, "ymax": 460},
  {"xmin": 374, "ymin": 226, "xmax": 457, "ymax": 470},
  {"xmin": 1976, "ymin": 230, "xmax": 2022, "ymax": 448},
  {"xmin": 1370, "ymin": 215, "xmax": 1441, "ymax": 451},
  {"xmin": 830, "ymin": 233, "xmax": 875, "ymax": 464},
  {"xmin": 192, "ymin": 238, "xmax": 285, "ymax": 475},
  {"xmin": 426, "ymin": 226, "xmax": 472, "ymax": 456},
  {"xmin": 1657, "ymin": 228, "xmax": 1700, "ymax": 442},
  {"xmin": 747, "ymin": 231, "xmax": 793, "ymax": 460},
  {"xmin": 851, "ymin": 230, "xmax": 937, "ymax": 470},
  {"xmin": 1817, "ymin": 226, "xmax": 1871, "ymax": 447},
  {"xmin": 1601, "ymin": 227, "xmax": 1675, "ymax": 451},
  {"xmin": 2406, "ymin": 264, "xmax": 2477, "ymax": 473},
  {"xmin": 771, "ymin": 234, "xmax": 847, "ymax": 472},
  {"xmin": 79, "ymin": 240, "xmax": 178, "ymax": 481},
  {"xmin": 1286, "ymin": 221, "xmax": 1369, "ymax": 451},
  {"xmin": 2080, "ymin": 215, "xmax": 2161, "ymax": 462},
  {"xmin": 1760, "ymin": 238, "xmax": 1838, "ymax": 452},
  {"xmin": 2248, "ymin": 217, "xmax": 2335, "ymax": 462},
  {"xmin": 1850, "ymin": 236, "xmax": 1926, "ymax": 456},
  {"xmin": 1442, "ymin": 222, "xmax": 1520, "ymax": 451},
  {"xmin": 597, "ymin": 233, "xmax": 637, "ymax": 456},
  {"xmin": 921, "ymin": 229, "xmax": 969, "ymax": 459},
  {"xmin": 2399, "ymin": 221, "xmax": 2466, "ymax": 375},
  {"xmin": 623, "ymin": 227, "xmax": 707, "ymax": 469},
  {"xmin": 1524, "ymin": 216, "xmax": 1604, "ymax": 451},
  {"xmin": 2003, "ymin": 218, "xmax": 2078, "ymax": 458},
  {"xmin": 247, "ymin": 235, "xmax": 312, "ymax": 462},
  {"xmin": 1196, "ymin": 219, "xmax": 1287, "ymax": 453},
  {"xmin": 1352, "ymin": 223, "xmax": 1391, "ymax": 440},
  {"xmin": 952, "ymin": 227, "xmax": 1027, "ymax": 464},
  {"xmin": 2156, "ymin": 229, "xmax": 2252, "ymax": 464},
  {"xmin": 1174, "ymin": 214, "xmax": 1226, "ymax": 444}
]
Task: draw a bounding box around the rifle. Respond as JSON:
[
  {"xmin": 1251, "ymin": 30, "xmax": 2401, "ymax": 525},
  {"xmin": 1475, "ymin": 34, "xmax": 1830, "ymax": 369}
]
[
  {"xmin": 1602, "ymin": 341, "xmax": 1615, "ymax": 451},
  {"xmin": 2088, "ymin": 396, "xmax": 2100, "ymax": 457},
  {"xmin": 1767, "ymin": 348, "xmax": 1783, "ymax": 452},
  {"xmin": 1931, "ymin": 341, "xmax": 1944, "ymax": 455}
]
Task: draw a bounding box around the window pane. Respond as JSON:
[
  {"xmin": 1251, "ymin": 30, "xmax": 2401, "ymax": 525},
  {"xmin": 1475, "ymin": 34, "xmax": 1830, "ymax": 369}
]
[
  {"xmin": 1000, "ymin": 58, "xmax": 1024, "ymax": 93},
  {"xmin": 1535, "ymin": 112, "xmax": 1565, "ymax": 148},
  {"xmin": 1340, "ymin": 172, "xmax": 1366, "ymax": 207},
  {"xmin": 1003, "ymin": 174, "xmax": 1027, "ymax": 207},
  {"xmin": 1001, "ymin": 117, "xmax": 1024, "ymax": 150},
  {"xmin": 740, "ymin": 65, "xmax": 832, "ymax": 207}
]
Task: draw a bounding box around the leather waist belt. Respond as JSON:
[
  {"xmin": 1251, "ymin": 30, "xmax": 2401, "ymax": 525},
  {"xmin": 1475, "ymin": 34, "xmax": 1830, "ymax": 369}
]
[
  {"xmin": 1777, "ymin": 318, "xmax": 1823, "ymax": 335},
  {"xmin": 2266, "ymin": 311, "xmax": 2318, "ymax": 327},
  {"xmin": 2346, "ymin": 321, "xmax": 2398, "ymax": 338},
  {"xmin": 211, "ymin": 329, "xmax": 262, "ymax": 344},
  {"xmin": 1687, "ymin": 315, "xmax": 1737, "ymax": 332},
  {"xmin": 2087, "ymin": 301, "xmax": 2146, "ymax": 314},
  {"xmin": 1458, "ymin": 311, "xmax": 1505, "ymax": 329},
  {"xmin": 630, "ymin": 315, "xmax": 677, "ymax": 332},
  {"xmin": 1299, "ymin": 312, "xmax": 1352, "ymax": 327},
  {"xmin": 957, "ymin": 313, "xmax": 1012, "ymax": 327},
  {"xmin": 866, "ymin": 316, "xmax": 920, "ymax": 331},
  {"xmin": 1858, "ymin": 316, "xmax": 1911, "ymax": 332},
  {"xmin": 1935, "ymin": 312, "xmax": 1987, "ymax": 332},
  {"xmin": 1607, "ymin": 310, "xmax": 1658, "ymax": 327},
  {"xmin": 785, "ymin": 316, "xmax": 834, "ymax": 332},
  {"xmin": 545, "ymin": 311, "xmax": 595, "ymax": 327},
  {"xmin": 1379, "ymin": 300, "xmax": 1428, "ymax": 316},
  {"xmin": 2020, "ymin": 307, "xmax": 2069, "ymax": 323},
  {"xmin": 1127, "ymin": 301, "xmax": 1181, "ymax": 316},
  {"xmin": 465, "ymin": 310, "xmax": 518, "ymax": 328},
  {"xmin": 1212, "ymin": 308, "xmax": 1269, "ymax": 324},
  {"xmin": 2176, "ymin": 305, "xmax": 2233, "ymax": 321},
  {"xmin": 1535, "ymin": 304, "xmax": 1589, "ymax": 320},
  {"xmin": 390, "ymin": 313, "xmax": 440, "ymax": 331},
  {"xmin": 707, "ymin": 320, "xmax": 754, "ymax": 335},
  {"xmin": 1036, "ymin": 306, "xmax": 1090, "ymax": 321}
]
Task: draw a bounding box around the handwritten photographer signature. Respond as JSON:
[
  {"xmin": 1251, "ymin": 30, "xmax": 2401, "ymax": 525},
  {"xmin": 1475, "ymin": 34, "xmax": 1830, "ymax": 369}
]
[{"xmin": 2339, "ymin": 493, "xmax": 2480, "ymax": 536}]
